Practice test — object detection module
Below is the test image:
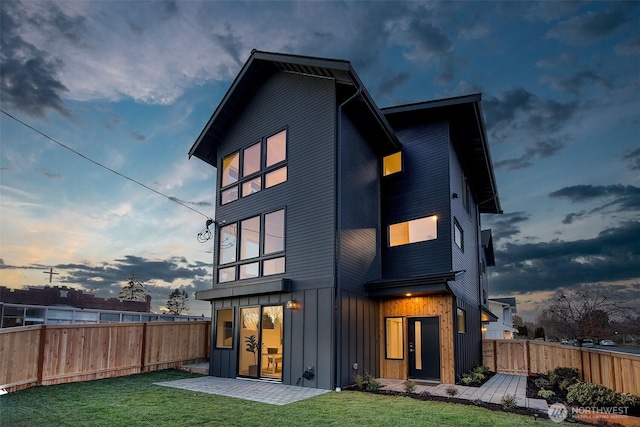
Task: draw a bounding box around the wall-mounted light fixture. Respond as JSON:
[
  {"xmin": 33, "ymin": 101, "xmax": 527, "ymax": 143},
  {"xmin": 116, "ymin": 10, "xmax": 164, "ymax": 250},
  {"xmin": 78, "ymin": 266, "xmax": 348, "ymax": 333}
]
[
  {"xmin": 452, "ymin": 193, "xmax": 459, "ymax": 199},
  {"xmin": 286, "ymin": 300, "xmax": 299, "ymax": 310}
]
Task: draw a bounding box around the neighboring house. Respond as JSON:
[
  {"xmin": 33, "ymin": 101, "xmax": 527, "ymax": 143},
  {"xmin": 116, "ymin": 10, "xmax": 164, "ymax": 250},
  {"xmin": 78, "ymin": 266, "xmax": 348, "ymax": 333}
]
[
  {"xmin": 189, "ymin": 51, "xmax": 502, "ymax": 390},
  {"xmin": 485, "ymin": 297, "xmax": 518, "ymax": 339}
]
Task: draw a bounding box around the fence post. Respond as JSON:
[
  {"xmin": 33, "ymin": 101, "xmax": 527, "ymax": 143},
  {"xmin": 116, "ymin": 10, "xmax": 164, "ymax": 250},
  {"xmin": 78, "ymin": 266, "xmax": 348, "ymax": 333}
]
[
  {"xmin": 140, "ymin": 322, "xmax": 147, "ymax": 372},
  {"xmin": 37, "ymin": 325, "xmax": 47, "ymax": 385},
  {"xmin": 526, "ymin": 340, "xmax": 531, "ymax": 375}
]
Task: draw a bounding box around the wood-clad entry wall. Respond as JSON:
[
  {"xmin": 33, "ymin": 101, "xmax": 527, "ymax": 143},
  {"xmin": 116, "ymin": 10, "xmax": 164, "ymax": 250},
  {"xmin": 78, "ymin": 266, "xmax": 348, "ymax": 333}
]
[{"xmin": 379, "ymin": 295, "xmax": 454, "ymax": 384}]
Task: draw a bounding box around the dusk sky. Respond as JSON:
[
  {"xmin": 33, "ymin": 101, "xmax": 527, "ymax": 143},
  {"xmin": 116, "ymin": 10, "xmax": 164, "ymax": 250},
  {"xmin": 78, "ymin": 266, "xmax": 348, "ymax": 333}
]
[{"xmin": 1, "ymin": 1, "xmax": 638, "ymax": 319}]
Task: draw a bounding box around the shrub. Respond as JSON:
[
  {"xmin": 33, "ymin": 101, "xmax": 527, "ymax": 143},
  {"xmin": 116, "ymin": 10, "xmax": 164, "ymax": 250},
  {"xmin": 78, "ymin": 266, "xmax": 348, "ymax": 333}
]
[
  {"xmin": 549, "ymin": 367, "xmax": 579, "ymax": 390},
  {"xmin": 500, "ymin": 394, "xmax": 519, "ymax": 410},
  {"xmin": 445, "ymin": 386, "xmax": 459, "ymax": 397},
  {"xmin": 403, "ymin": 380, "xmax": 417, "ymax": 394},
  {"xmin": 538, "ymin": 389, "xmax": 556, "ymax": 399},
  {"xmin": 534, "ymin": 377, "xmax": 552, "ymax": 389},
  {"xmin": 617, "ymin": 393, "xmax": 640, "ymax": 407},
  {"xmin": 566, "ymin": 382, "xmax": 618, "ymax": 407},
  {"xmin": 460, "ymin": 375, "xmax": 474, "ymax": 386},
  {"xmin": 353, "ymin": 374, "xmax": 365, "ymax": 390},
  {"xmin": 363, "ymin": 372, "xmax": 381, "ymax": 392},
  {"xmin": 472, "ymin": 372, "xmax": 485, "ymax": 382},
  {"xmin": 473, "ymin": 365, "xmax": 491, "ymax": 375}
]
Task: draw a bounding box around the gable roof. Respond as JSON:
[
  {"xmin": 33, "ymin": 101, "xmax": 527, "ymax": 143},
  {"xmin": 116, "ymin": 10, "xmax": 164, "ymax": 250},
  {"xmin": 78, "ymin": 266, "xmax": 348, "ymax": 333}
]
[
  {"xmin": 481, "ymin": 229, "xmax": 496, "ymax": 267},
  {"xmin": 382, "ymin": 94, "xmax": 502, "ymax": 214},
  {"xmin": 188, "ymin": 50, "xmax": 400, "ymax": 167}
]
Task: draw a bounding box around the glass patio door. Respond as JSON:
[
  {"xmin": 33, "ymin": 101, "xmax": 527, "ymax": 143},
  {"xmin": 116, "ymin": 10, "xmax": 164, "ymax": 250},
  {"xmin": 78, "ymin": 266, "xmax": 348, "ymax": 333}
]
[{"xmin": 239, "ymin": 305, "xmax": 283, "ymax": 380}]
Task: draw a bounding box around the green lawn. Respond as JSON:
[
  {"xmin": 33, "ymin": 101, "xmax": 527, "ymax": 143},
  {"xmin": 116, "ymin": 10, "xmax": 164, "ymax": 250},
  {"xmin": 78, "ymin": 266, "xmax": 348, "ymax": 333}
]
[{"xmin": 0, "ymin": 369, "xmax": 554, "ymax": 427}]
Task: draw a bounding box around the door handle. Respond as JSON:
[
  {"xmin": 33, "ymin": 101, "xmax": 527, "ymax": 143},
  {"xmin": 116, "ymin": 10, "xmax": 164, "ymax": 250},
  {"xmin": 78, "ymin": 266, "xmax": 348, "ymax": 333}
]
[{"xmin": 409, "ymin": 342, "xmax": 414, "ymax": 352}]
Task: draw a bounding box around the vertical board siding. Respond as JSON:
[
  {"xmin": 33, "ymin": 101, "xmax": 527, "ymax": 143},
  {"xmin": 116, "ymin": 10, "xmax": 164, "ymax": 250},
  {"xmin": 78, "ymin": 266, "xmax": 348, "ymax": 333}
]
[
  {"xmin": 455, "ymin": 298, "xmax": 482, "ymax": 379},
  {"xmin": 0, "ymin": 322, "xmax": 209, "ymax": 393},
  {"xmin": 483, "ymin": 339, "xmax": 640, "ymax": 395},
  {"xmin": 214, "ymin": 71, "xmax": 337, "ymax": 291},
  {"xmin": 381, "ymin": 122, "xmax": 452, "ymax": 278},
  {"xmin": 378, "ymin": 295, "xmax": 455, "ymax": 384}
]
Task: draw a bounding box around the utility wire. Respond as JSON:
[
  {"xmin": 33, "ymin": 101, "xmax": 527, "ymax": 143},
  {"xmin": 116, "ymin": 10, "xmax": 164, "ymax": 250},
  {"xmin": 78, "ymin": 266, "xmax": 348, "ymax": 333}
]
[{"xmin": 1, "ymin": 109, "xmax": 212, "ymax": 220}]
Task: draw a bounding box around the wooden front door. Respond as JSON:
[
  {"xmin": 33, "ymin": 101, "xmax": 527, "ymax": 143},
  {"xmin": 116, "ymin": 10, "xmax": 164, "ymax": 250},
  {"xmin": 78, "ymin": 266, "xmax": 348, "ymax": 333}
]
[{"xmin": 408, "ymin": 317, "xmax": 440, "ymax": 380}]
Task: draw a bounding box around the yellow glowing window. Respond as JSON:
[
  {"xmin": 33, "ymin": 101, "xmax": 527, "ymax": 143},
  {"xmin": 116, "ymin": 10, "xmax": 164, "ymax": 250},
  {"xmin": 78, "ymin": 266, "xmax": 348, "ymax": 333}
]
[
  {"xmin": 383, "ymin": 152, "xmax": 402, "ymax": 176},
  {"xmin": 389, "ymin": 215, "xmax": 437, "ymax": 247}
]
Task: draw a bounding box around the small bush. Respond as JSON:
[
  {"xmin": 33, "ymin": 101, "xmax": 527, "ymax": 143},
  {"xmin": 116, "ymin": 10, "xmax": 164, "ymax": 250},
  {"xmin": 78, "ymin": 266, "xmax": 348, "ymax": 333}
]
[
  {"xmin": 538, "ymin": 389, "xmax": 556, "ymax": 399},
  {"xmin": 566, "ymin": 382, "xmax": 618, "ymax": 407},
  {"xmin": 534, "ymin": 377, "xmax": 552, "ymax": 389},
  {"xmin": 363, "ymin": 372, "xmax": 381, "ymax": 392},
  {"xmin": 473, "ymin": 365, "xmax": 491, "ymax": 375},
  {"xmin": 403, "ymin": 380, "xmax": 417, "ymax": 394},
  {"xmin": 460, "ymin": 375, "xmax": 474, "ymax": 386},
  {"xmin": 445, "ymin": 386, "xmax": 459, "ymax": 397},
  {"xmin": 353, "ymin": 374, "xmax": 365, "ymax": 390},
  {"xmin": 472, "ymin": 372, "xmax": 485, "ymax": 382},
  {"xmin": 500, "ymin": 394, "xmax": 519, "ymax": 410},
  {"xmin": 617, "ymin": 393, "xmax": 640, "ymax": 407}
]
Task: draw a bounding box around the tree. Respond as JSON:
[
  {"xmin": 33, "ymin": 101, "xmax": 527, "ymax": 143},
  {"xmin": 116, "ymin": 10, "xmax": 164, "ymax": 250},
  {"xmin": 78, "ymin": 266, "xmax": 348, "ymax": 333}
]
[
  {"xmin": 118, "ymin": 272, "xmax": 149, "ymax": 302},
  {"xmin": 166, "ymin": 288, "xmax": 189, "ymax": 315},
  {"xmin": 537, "ymin": 284, "xmax": 629, "ymax": 343},
  {"xmin": 534, "ymin": 326, "xmax": 545, "ymax": 340}
]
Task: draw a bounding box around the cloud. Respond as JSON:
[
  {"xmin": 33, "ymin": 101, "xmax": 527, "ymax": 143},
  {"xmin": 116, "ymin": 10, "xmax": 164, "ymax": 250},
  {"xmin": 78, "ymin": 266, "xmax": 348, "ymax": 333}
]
[
  {"xmin": 494, "ymin": 137, "xmax": 565, "ymax": 170},
  {"xmin": 616, "ymin": 34, "xmax": 640, "ymax": 56},
  {"xmin": 549, "ymin": 184, "xmax": 640, "ymax": 213},
  {"xmin": 622, "ymin": 148, "xmax": 640, "ymax": 171},
  {"xmin": 36, "ymin": 168, "xmax": 62, "ymax": 179},
  {"xmin": 131, "ymin": 131, "xmax": 146, "ymax": 142},
  {"xmin": 376, "ymin": 72, "xmax": 411, "ymax": 100},
  {"xmin": 0, "ymin": 1, "xmax": 72, "ymax": 119},
  {"xmin": 484, "ymin": 211, "xmax": 530, "ymax": 242},
  {"xmin": 543, "ymin": 69, "xmax": 613, "ymax": 95},
  {"xmin": 489, "ymin": 221, "xmax": 640, "ymax": 294},
  {"xmin": 546, "ymin": 8, "xmax": 630, "ymax": 45}
]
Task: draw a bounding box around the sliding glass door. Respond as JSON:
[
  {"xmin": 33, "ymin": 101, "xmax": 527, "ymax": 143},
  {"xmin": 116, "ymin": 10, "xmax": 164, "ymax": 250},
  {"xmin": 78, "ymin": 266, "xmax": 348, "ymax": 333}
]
[{"xmin": 239, "ymin": 305, "xmax": 283, "ymax": 380}]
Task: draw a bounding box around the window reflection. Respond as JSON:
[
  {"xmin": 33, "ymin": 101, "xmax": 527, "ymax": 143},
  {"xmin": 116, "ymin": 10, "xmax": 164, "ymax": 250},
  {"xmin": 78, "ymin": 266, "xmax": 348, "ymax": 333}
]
[
  {"xmin": 241, "ymin": 216, "xmax": 260, "ymax": 260},
  {"xmin": 266, "ymin": 130, "xmax": 286, "ymax": 167},
  {"xmin": 264, "ymin": 209, "xmax": 284, "ymax": 254},
  {"xmin": 265, "ymin": 166, "xmax": 287, "ymax": 188},
  {"xmin": 243, "ymin": 142, "xmax": 261, "ymax": 177},
  {"xmin": 222, "ymin": 153, "xmax": 239, "ymax": 186}
]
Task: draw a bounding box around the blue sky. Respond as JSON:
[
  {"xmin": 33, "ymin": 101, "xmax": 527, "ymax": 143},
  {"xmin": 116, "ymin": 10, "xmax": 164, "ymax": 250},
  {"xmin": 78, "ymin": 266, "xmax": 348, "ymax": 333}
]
[{"xmin": 1, "ymin": 1, "xmax": 638, "ymax": 319}]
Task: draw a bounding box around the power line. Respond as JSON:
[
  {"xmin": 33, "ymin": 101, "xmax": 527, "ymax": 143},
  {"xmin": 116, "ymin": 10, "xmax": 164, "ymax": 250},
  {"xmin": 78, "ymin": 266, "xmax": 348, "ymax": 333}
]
[{"xmin": 1, "ymin": 109, "xmax": 212, "ymax": 220}]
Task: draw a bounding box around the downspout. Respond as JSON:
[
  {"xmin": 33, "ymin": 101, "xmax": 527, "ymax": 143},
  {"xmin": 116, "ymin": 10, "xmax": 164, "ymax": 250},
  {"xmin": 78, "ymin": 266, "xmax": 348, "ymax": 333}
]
[{"xmin": 334, "ymin": 87, "xmax": 362, "ymax": 392}]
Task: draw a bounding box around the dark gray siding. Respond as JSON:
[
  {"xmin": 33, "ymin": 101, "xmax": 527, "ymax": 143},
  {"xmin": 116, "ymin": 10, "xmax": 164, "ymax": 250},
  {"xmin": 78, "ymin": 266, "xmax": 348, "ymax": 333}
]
[
  {"xmin": 381, "ymin": 121, "xmax": 452, "ymax": 278},
  {"xmin": 339, "ymin": 290, "xmax": 379, "ymax": 387},
  {"xmin": 449, "ymin": 140, "xmax": 481, "ymax": 305},
  {"xmin": 209, "ymin": 288, "xmax": 334, "ymax": 389},
  {"xmin": 214, "ymin": 71, "xmax": 337, "ymax": 292},
  {"xmin": 336, "ymin": 114, "xmax": 381, "ymax": 388},
  {"xmin": 454, "ymin": 297, "xmax": 482, "ymax": 379}
]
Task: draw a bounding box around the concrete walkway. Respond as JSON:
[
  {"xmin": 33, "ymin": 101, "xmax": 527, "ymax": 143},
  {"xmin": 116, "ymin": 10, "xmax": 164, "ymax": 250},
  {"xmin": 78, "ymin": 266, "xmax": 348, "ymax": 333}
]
[
  {"xmin": 378, "ymin": 373, "xmax": 548, "ymax": 412},
  {"xmin": 162, "ymin": 364, "xmax": 548, "ymax": 411}
]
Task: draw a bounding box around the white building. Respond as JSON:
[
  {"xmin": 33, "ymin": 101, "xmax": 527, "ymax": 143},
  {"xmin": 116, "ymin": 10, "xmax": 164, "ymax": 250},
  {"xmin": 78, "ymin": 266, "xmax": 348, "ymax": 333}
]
[{"xmin": 484, "ymin": 297, "xmax": 517, "ymax": 339}]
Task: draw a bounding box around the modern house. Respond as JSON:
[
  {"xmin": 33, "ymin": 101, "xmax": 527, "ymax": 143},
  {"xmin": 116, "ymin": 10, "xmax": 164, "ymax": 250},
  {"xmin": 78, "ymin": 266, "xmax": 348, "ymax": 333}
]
[
  {"xmin": 189, "ymin": 51, "xmax": 502, "ymax": 390},
  {"xmin": 485, "ymin": 297, "xmax": 518, "ymax": 339}
]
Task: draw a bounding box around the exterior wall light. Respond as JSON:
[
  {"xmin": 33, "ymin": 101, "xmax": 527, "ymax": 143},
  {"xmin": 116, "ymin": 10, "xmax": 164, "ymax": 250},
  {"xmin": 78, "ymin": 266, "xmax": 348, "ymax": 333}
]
[{"xmin": 286, "ymin": 300, "xmax": 299, "ymax": 310}]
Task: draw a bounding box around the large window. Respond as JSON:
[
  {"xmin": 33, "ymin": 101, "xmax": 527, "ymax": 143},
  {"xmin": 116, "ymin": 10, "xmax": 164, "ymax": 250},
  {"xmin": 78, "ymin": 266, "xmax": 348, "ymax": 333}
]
[
  {"xmin": 389, "ymin": 215, "xmax": 437, "ymax": 247},
  {"xmin": 217, "ymin": 208, "xmax": 286, "ymax": 283},
  {"xmin": 385, "ymin": 317, "xmax": 404, "ymax": 359},
  {"xmin": 220, "ymin": 129, "xmax": 287, "ymax": 205}
]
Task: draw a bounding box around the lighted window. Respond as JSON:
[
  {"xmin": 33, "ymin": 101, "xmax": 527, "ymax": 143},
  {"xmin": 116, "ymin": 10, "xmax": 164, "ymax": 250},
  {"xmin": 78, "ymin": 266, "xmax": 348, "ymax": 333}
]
[
  {"xmin": 385, "ymin": 317, "xmax": 404, "ymax": 359},
  {"xmin": 219, "ymin": 224, "xmax": 237, "ymax": 264},
  {"xmin": 219, "ymin": 129, "xmax": 287, "ymax": 205},
  {"xmin": 389, "ymin": 215, "xmax": 437, "ymax": 247},
  {"xmin": 216, "ymin": 308, "xmax": 234, "ymax": 348},
  {"xmin": 243, "ymin": 142, "xmax": 261, "ymax": 177},
  {"xmin": 216, "ymin": 208, "xmax": 286, "ymax": 283},
  {"xmin": 266, "ymin": 130, "xmax": 286, "ymax": 167},
  {"xmin": 265, "ymin": 166, "xmax": 287, "ymax": 188},
  {"xmin": 240, "ymin": 216, "xmax": 260, "ymax": 260},
  {"xmin": 454, "ymin": 219, "xmax": 463, "ymax": 250},
  {"xmin": 264, "ymin": 209, "xmax": 285, "ymax": 254},
  {"xmin": 383, "ymin": 152, "xmax": 402, "ymax": 176},
  {"xmin": 242, "ymin": 178, "xmax": 261, "ymax": 197},
  {"xmin": 263, "ymin": 257, "xmax": 285, "ymax": 276},
  {"xmin": 222, "ymin": 153, "xmax": 239, "ymax": 186},
  {"xmin": 457, "ymin": 308, "xmax": 466, "ymax": 334}
]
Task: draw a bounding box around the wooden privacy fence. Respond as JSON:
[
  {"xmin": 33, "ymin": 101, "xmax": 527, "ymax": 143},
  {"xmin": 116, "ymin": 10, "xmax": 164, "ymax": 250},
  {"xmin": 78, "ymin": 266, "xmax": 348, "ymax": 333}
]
[
  {"xmin": 0, "ymin": 321, "xmax": 210, "ymax": 393},
  {"xmin": 483, "ymin": 339, "xmax": 640, "ymax": 396}
]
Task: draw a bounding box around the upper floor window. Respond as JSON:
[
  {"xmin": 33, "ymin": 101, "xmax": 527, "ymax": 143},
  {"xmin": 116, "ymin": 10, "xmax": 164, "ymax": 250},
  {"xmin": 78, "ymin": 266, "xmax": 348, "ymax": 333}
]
[
  {"xmin": 383, "ymin": 152, "xmax": 402, "ymax": 176},
  {"xmin": 217, "ymin": 208, "xmax": 286, "ymax": 283},
  {"xmin": 454, "ymin": 218, "xmax": 463, "ymax": 251},
  {"xmin": 220, "ymin": 129, "xmax": 287, "ymax": 205},
  {"xmin": 388, "ymin": 215, "xmax": 437, "ymax": 247}
]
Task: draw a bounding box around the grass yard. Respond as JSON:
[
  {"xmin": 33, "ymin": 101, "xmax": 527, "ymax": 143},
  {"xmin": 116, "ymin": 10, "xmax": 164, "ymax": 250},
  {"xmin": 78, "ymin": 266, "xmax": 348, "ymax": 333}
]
[{"xmin": 0, "ymin": 369, "xmax": 555, "ymax": 427}]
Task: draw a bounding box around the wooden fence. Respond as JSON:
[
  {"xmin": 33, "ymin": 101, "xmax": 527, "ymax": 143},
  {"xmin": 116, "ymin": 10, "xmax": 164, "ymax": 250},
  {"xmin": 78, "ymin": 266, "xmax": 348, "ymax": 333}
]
[
  {"xmin": 0, "ymin": 322, "xmax": 210, "ymax": 393},
  {"xmin": 483, "ymin": 339, "xmax": 640, "ymax": 395}
]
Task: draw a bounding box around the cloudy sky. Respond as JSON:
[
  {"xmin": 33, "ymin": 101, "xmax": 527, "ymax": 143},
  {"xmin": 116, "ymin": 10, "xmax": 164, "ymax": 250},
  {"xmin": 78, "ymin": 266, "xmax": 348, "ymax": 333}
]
[{"xmin": 1, "ymin": 1, "xmax": 638, "ymax": 319}]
